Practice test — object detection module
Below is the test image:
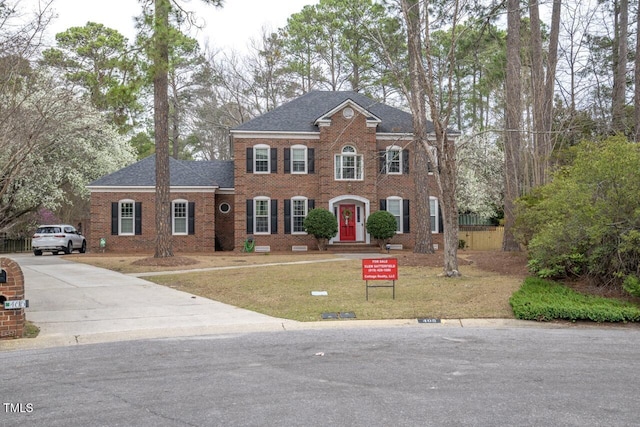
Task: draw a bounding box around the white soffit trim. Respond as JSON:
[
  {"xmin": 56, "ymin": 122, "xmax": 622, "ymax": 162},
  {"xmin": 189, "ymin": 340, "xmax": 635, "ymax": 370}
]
[
  {"xmin": 376, "ymin": 133, "xmax": 437, "ymax": 142},
  {"xmin": 231, "ymin": 130, "xmax": 320, "ymax": 140},
  {"xmin": 87, "ymin": 186, "xmax": 219, "ymax": 193}
]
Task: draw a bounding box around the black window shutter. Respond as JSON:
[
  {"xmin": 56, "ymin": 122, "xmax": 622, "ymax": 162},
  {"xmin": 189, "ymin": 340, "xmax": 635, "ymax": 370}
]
[
  {"xmin": 284, "ymin": 148, "xmax": 290, "ymax": 173},
  {"xmin": 403, "ymin": 199, "xmax": 410, "ymax": 233},
  {"xmin": 270, "ymin": 148, "xmax": 277, "ymax": 173},
  {"xmin": 379, "ymin": 150, "xmax": 386, "ymax": 174},
  {"xmin": 308, "ymin": 199, "xmax": 315, "ymax": 210},
  {"xmin": 284, "ymin": 199, "xmax": 291, "ymax": 234},
  {"xmin": 379, "ymin": 199, "xmax": 387, "ymax": 211},
  {"xmin": 438, "ymin": 204, "xmax": 444, "ymax": 233},
  {"xmin": 188, "ymin": 202, "xmax": 195, "ymax": 235},
  {"xmin": 246, "ymin": 147, "xmax": 253, "ymax": 172},
  {"xmin": 271, "ymin": 199, "xmax": 278, "ymax": 234},
  {"xmin": 308, "ymin": 148, "xmax": 315, "ymax": 173},
  {"xmin": 403, "ymin": 149, "xmax": 410, "ymax": 174},
  {"xmin": 135, "ymin": 202, "xmax": 142, "ymax": 235},
  {"xmin": 111, "ymin": 202, "xmax": 118, "ymax": 235},
  {"xmin": 246, "ymin": 200, "xmax": 253, "ymax": 234}
]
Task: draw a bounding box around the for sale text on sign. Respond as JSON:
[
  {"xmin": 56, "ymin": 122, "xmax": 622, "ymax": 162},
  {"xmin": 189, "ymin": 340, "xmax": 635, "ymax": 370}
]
[{"xmin": 362, "ymin": 258, "xmax": 398, "ymax": 280}]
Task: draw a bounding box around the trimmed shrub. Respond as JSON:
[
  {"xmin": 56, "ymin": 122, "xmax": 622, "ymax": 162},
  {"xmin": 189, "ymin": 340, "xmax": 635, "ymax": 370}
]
[
  {"xmin": 365, "ymin": 210, "xmax": 398, "ymax": 249},
  {"xmin": 303, "ymin": 208, "xmax": 338, "ymax": 251}
]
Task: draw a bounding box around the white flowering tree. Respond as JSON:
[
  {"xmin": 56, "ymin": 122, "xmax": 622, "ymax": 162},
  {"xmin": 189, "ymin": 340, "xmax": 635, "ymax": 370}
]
[
  {"xmin": 0, "ymin": 69, "xmax": 136, "ymax": 233},
  {"xmin": 455, "ymin": 132, "xmax": 504, "ymax": 221},
  {"xmin": 0, "ymin": 2, "xmax": 136, "ymax": 234}
]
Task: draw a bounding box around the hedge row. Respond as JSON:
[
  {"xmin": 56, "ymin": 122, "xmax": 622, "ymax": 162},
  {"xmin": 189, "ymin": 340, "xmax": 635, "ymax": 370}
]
[{"xmin": 509, "ymin": 278, "xmax": 640, "ymax": 322}]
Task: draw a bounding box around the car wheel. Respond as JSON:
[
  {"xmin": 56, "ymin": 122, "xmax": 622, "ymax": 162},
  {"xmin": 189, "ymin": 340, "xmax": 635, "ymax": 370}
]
[
  {"xmin": 65, "ymin": 241, "xmax": 73, "ymax": 254},
  {"xmin": 34, "ymin": 250, "xmax": 42, "ymax": 256},
  {"xmin": 80, "ymin": 241, "xmax": 86, "ymax": 254}
]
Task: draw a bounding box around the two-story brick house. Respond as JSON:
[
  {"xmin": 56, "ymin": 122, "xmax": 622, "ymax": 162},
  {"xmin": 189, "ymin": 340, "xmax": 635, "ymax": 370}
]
[{"xmin": 87, "ymin": 91, "xmax": 443, "ymax": 253}]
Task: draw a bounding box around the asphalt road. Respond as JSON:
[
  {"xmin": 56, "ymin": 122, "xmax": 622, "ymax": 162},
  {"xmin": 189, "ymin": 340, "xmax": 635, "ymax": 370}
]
[{"xmin": 3, "ymin": 326, "xmax": 640, "ymax": 426}]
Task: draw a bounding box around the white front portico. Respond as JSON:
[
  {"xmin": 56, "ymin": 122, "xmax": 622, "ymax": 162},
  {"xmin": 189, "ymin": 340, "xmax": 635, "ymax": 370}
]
[{"xmin": 328, "ymin": 195, "xmax": 371, "ymax": 244}]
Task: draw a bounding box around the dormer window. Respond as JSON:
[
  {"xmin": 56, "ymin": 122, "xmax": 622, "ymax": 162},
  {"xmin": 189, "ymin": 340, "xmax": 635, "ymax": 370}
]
[{"xmin": 335, "ymin": 145, "xmax": 363, "ymax": 180}]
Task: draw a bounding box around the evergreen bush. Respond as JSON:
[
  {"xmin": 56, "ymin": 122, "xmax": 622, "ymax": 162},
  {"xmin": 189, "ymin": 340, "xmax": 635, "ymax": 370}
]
[{"xmin": 303, "ymin": 208, "xmax": 338, "ymax": 251}]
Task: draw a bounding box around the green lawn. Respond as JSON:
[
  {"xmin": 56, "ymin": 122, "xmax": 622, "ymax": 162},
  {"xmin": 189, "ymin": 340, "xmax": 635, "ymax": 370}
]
[{"xmin": 145, "ymin": 259, "xmax": 521, "ymax": 321}]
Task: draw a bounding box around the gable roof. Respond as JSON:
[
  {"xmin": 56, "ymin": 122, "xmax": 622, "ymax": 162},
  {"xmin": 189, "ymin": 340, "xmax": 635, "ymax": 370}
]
[
  {"xmin": 87, "ymin": 155, "xmax": 234, "ymax": 189},
  {"xmin": 232, "ymin": 91, "xmax": 427, "ymax": 134}
]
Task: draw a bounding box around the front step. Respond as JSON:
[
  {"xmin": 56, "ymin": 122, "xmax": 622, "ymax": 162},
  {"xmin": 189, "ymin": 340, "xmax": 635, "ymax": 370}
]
[{"xmin": 328, "ymin": 243, "xmax": 382, "ymax": 253}]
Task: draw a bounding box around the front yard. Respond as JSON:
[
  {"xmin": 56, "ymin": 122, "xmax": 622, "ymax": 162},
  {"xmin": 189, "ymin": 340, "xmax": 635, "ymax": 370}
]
[{"xmin": 69, "ymin": 250, "xmax": 527, "ymax": 321}]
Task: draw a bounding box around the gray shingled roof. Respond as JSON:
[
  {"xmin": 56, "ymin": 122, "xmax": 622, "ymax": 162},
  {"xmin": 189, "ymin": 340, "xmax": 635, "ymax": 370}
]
[
  {"xmin": 88, "ymin": 155, "xmax": 234, "ymax": 188},
  {"xmin": 233, "ymin": 91, "xmax": 429, "ymax": 133}
]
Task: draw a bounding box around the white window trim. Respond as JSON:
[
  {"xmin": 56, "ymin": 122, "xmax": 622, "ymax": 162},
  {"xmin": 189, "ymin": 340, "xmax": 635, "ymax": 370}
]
[
  {"xmin": 254, "ymin": 144, "xmax": 270, "ymax": 174},
  {"xmin": 386, "ymin": 145, "xmax": 403, "ymax": 175},
  {"xmin": 254, "ymin": 196, "xmax": 271, "ymax": 235},
  {"xmin": 119, "ymin": 199, "xmax": 135, "ymax": 236},
  {"xmin": 172, "ymin": 199, "xmax": 188, "ymax": 235},
  {"xmin": 430, "ymin": 196, "xmax": 439, "ymax": 233},
  {"xmin": 219, "ymin": 202, "xmax": 231, "ymax": 214},
  {"xmin": 291, "ymin": 196, "xmax": 308, "ymax": 235},
  {"xmin": 334, "ymin": 145, "xmax": 363, "ymax": 181},
  {"xmin": 290, "ymin": 145, "xmax": 308, "ymax": 174},
  {"xmin": 386, "ymin": 196, "xmax": 403, "ymax": 234}
]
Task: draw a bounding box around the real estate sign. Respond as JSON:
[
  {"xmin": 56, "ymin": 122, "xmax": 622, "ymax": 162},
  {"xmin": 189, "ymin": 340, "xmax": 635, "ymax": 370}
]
[{"xmin": 362, "ymin": 258, "xmax": 398, "ymax": 280}]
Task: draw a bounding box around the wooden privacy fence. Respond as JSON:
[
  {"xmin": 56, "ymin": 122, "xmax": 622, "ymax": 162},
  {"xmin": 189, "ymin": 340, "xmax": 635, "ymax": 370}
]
[
  {"xmin": 459, "ymin": 226, "xmax": 504, "ymax": 251},
  {"xmin": 0, "ymin": 238, "xmax": 32, "ymax": 254}
]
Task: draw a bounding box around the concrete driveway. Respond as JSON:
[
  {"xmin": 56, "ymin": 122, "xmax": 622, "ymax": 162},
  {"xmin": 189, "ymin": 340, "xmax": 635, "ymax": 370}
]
[{"xmin": 2, "ymin": 253, "xmax": 293, "ymax": 350}]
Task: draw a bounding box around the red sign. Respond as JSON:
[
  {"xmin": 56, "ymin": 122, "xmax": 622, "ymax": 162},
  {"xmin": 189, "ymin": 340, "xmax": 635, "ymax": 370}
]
[{"xmin": 362, "ymin": 258, "xmax": 398, "ymax": 280}]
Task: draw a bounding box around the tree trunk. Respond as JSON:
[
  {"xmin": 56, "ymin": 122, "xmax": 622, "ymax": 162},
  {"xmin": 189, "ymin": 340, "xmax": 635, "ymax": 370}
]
[
  {"xmin": 503, "ymin": 0, "xmax": 522, "ymax": 252},
  {"xmin": 612, "ymin": 0, "xmax": 628, "ymax": 133},
  {"xmin": 544, "ymin": 0, "xmax": 561, "ymax": 168},
  {"xmin": 635, "ymin": 0, "xmax": 640, "ymax": 142},
  {"xmin": 403, "ymin": 0, "xmax": 434, "ymax": 254},
  {"xmin": 413, "ymin": 141, "xmax": 434, "ymax": 253},
  {"xmin": 421, "ymin": 1, "xmax": 460, "ymax": 277},
  {"xmin": 401, "ymin": 0, "xmax": 460, "ymax": 275},
  {"xmin": 153, "ymin": 0, "xmax": 173, "ymax": 258},
  {"xmin": 529, "ymin": 0, "xmax": 547, "ymax": 187},
  {"xmin": 437, "ymin": 134, "xmax": 460, "ymax": 276}
]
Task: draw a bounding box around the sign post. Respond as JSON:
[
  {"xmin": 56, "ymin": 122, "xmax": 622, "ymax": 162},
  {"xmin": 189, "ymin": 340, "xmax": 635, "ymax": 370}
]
[{"xmin": 362, "ymin": 258, "xmax": 398, "ymax": 300}]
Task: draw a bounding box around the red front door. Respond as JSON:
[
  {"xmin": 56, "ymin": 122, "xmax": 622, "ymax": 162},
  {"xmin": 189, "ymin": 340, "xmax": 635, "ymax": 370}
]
[{"xmin": 339, "ymin": 204, "xmax": 356, "ymax": 241}]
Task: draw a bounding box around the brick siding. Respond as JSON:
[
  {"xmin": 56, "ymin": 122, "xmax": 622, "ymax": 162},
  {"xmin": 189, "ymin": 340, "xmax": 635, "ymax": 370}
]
[
  {"xmin": 233, "ymin": 107, "xmax": 443, "ymax": 252},
  {"xmin": 89, "ymin": 191, "xmax": 218, "ymax": 253}
]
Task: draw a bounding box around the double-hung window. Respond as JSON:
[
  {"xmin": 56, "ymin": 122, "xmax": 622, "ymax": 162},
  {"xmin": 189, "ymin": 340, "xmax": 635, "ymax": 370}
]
[
  {"xmin": 335, "ymin": 145, "xmax": 363, "ymax": 180},
  {"xmin": 254, "ymin": 145, "xmax": 270, "ymax": 173},
  {"xmin": 291, "ymin": 145, "xmax": 307, "ymax": 173},
  {"xmin": 119, "ymin": 200, "xmax": 134, "ymax": 235},
  {"xmin": 254, "ymin": 198, "xmax": 270, "ymax": 234},
  {"xmin": 172, "ymin": 200, "xmax": 188, "ymax": 235},
  {"xmin": 386, "ymin": 197, "xmax": 402, "ymax": 232},
  {"xmin": 386, "ymin": 146, "xmax": 402, "ymax": 174},
  {"xmin": 292, "ymin": 197, "xmax": 308, "ymax": 233},
  {"xmin": 430, "ymin": 197, "xmax": 439, "ymax": 233}
]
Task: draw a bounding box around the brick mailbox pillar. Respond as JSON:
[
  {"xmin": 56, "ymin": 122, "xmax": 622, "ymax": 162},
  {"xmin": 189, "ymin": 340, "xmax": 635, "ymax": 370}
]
[{"xmin": 0, "ymin": 257, "xmax": 26, "ymax": 339}]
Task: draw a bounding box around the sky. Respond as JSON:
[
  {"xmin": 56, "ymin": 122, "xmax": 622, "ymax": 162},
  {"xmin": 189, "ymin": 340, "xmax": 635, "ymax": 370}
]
[{"xmin": 22, "ymin": 0, "xmax": 319, "ymax": 53}]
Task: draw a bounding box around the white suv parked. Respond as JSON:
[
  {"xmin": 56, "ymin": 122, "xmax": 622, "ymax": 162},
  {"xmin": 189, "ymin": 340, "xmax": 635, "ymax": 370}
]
[{"xmin": 32, "ymin": 224, "xmax": 87, "ymax": 256}]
